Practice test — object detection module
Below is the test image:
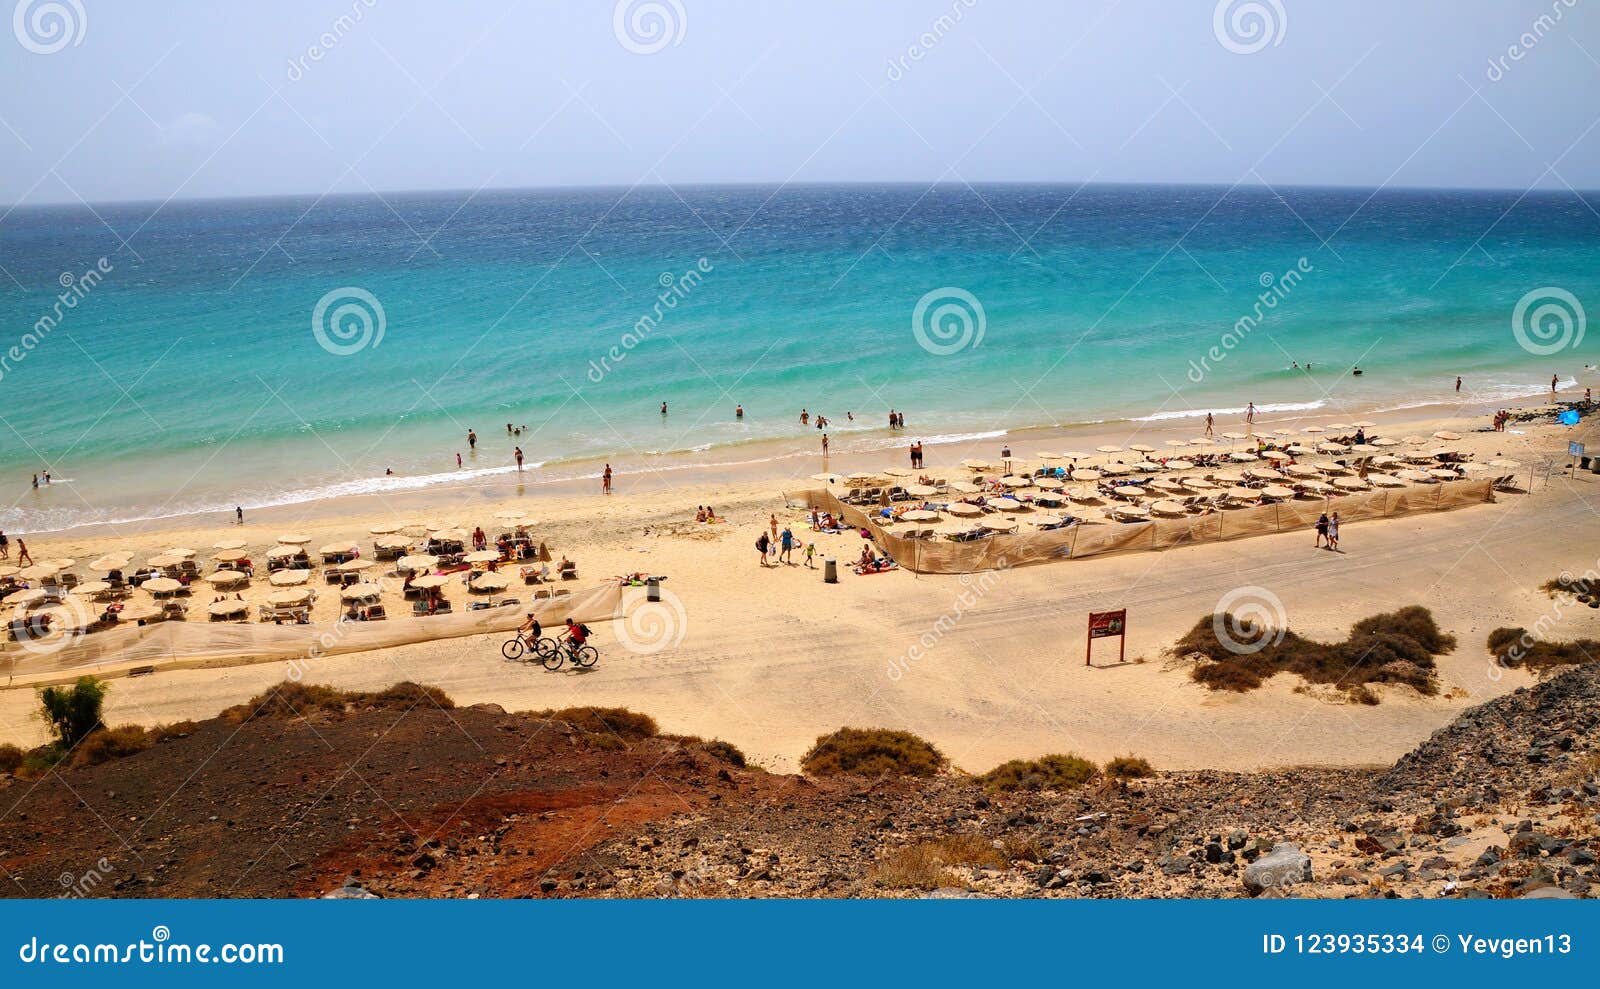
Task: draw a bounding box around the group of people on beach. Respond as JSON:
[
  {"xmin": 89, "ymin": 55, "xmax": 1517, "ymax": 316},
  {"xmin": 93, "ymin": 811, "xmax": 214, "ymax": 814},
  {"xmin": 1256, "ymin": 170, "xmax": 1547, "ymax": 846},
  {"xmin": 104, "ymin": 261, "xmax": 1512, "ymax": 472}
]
[
  {"xmin": 1314, "ymin": 512, "xmax": 1342, "ymax": 552},
  {"xmin": 755, "ymin": 513, "xmax": 814, "ymax": 568}
]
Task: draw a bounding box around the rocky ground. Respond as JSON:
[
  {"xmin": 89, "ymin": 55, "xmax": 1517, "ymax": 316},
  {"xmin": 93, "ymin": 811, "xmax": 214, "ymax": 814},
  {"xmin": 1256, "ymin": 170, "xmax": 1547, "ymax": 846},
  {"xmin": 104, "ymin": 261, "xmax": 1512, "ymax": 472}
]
[{"xmin": 4, "ymin": 664, "xmax": 1597, "ymax": 899}]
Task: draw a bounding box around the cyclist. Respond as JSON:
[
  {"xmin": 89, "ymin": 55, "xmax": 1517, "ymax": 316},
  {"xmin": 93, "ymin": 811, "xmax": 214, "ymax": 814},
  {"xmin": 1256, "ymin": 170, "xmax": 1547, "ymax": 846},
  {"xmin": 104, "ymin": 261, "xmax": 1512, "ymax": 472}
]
[
  {"xmin": 517, "ymin": 612, "xmax": 543, "ymax": 641},
  {"xmin": 562, "ymin": 617, "xmax": 592, "ymax": 658}
]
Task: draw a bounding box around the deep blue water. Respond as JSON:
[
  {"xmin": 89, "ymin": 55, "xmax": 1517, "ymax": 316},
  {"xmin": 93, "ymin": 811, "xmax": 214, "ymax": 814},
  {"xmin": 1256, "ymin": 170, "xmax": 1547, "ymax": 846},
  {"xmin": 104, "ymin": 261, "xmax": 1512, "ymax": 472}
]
[{"xmin": 0, "ymin": 182, "xmax": 1594, "ymax": 530}]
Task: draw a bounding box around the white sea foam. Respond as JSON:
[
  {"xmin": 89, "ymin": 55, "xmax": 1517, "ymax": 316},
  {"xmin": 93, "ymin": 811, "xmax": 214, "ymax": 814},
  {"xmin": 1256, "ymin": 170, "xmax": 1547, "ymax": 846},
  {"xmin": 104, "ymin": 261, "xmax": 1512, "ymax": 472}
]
[{"xmin": 1134, "ymin": 401, "xmax": 1326, "ymax": 422}]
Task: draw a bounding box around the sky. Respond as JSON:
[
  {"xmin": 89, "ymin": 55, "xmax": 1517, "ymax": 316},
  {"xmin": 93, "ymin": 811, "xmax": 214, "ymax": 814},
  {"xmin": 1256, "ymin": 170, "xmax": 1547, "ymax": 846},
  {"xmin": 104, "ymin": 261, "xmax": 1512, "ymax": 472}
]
[{"xmin": 1, "ymin": 0, "xmax": 1598, "ymax": 206}]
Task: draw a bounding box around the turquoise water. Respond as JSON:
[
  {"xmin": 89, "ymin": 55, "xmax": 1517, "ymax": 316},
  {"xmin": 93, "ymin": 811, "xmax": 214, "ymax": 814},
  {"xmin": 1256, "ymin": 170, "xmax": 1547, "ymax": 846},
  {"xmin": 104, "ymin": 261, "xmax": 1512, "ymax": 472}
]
[{"xmin": 0, "ymin": 183, "xmax": 1594, "ymax": 532}]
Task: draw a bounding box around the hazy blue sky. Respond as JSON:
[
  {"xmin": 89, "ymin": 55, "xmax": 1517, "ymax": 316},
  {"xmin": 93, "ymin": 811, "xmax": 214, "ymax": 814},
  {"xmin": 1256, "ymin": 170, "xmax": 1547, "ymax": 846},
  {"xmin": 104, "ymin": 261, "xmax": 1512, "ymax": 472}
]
[{"xmin": 2, "ymin": 0, "xmax": 1597, "ymax": 205}]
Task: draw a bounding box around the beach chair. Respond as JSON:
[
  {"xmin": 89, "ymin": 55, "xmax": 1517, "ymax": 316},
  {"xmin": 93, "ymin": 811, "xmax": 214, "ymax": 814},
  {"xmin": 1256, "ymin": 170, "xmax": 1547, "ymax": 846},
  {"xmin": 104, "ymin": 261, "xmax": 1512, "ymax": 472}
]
[
  {"xmin": 532, "ymin": 588, "xmax": 553, "ymax": 601},
  {"xmin": 161, "ymin": 601, "xmax": 188, "ymax": 621},
  {"xmin": 559, "ymin": 562, "xmax": 578, "ymax": 580},
  {"xmin": 366, "ymin": 604, "xmax": 387, "ymax": 621}
]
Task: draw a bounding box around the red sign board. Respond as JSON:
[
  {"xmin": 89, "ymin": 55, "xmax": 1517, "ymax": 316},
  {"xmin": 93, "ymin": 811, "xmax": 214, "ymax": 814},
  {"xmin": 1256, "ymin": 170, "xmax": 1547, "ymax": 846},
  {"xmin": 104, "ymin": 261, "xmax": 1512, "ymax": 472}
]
[{"xmin": 1087, "ymin": 609, "xmax": 1127, "ymax": 666}]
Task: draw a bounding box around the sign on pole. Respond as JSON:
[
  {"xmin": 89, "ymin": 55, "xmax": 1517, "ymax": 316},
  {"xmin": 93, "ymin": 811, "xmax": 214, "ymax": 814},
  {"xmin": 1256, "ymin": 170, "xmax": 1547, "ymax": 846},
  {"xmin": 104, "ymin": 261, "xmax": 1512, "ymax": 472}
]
[{"xmin": 1087, "ymin": 609, "xmax": 1127, "ymax": 667}]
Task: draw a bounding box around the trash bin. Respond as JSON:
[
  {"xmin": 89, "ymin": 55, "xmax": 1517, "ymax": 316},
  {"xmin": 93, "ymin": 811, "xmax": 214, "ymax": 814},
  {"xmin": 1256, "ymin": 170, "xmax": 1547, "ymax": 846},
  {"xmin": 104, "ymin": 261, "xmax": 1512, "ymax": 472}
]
[
  {"xmin": 823, "ymin": 558, "xmax": 838, "ymax": 583},
  {"xmin": 646, "ymin": 576, "xmax": 661, "ymax": 602}
]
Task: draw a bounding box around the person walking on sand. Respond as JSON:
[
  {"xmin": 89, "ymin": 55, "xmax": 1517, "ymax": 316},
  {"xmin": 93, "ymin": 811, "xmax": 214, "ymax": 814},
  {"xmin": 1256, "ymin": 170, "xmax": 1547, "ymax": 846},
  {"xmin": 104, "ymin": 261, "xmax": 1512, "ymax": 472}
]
[
  {"xmin": 1314, "ymin": 512, "xmax": 1329, "ymax": 549},
  {"xmin": 779, "ymin": 526, "xmax": 795, "ymax": 565},
  {"xmin": 0, "ymin": 529, "xmax": 8, "ymax": 560},
  {"xmin": 514, "ymin": 446, "xmax": 524, "ymax": 470},
  {"xmin": 821, "ymin": 433, "xmax": 829, "ymax": 455},
  {"xmin": 1552, "ymin": 374, "xmax": 1560, "ymax": 398},
  {"xmin": 467, "ymin": 429, "xmax": 477, "ymax": 451},
  {"xmin": 1204, "ymin": 413, "xmax": 1214, "ymax": 438},
  {"xmin": 755, "ymin": 530, "xmax": 771, "ymax": 567},
  {"xmin": 1245, "ymin": 402, "xmax": 1256, "ymax": 426},
  {"xmin": 602, "ymin": 463, "xmax": 613, "ymax": 495},
  {"xmin": 769, "ymin": 514, "xmax": 779, "ymax": 544},
  {"xmin": 235, "ymin": 506, "xmax": 244, "ymax": 525},
  {"xmin": 1326, "ymin": 512, "xmax": 1341, "ymax": 552},
  {"xmin": 804, "ymin": 541, "xmax": 816, "ymax": 569},
  {"xmin": 16, "ymin": 538, "xmax": 33, "ymax": 566}
]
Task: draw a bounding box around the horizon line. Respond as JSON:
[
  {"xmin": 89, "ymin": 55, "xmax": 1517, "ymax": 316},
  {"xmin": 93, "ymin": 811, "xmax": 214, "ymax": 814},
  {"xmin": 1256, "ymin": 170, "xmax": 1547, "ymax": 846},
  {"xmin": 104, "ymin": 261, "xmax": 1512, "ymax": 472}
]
[{"xmin": 5, "ymin": 176, "xmax": 1598, "ymax": 213}]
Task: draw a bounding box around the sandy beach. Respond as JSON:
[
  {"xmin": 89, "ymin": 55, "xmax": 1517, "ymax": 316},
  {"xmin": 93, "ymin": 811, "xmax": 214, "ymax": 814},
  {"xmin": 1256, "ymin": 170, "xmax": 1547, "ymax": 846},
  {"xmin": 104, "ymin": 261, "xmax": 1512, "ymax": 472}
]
[{"xmin": 2, "ymin": 397, "xmax": 1596, "ymax": 774}]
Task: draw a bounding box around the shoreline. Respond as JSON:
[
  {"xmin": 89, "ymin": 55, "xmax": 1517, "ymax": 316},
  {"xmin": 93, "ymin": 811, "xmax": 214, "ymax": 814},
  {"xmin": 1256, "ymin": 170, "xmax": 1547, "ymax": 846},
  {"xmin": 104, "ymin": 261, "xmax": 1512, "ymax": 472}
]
[{"xmin": 12, "ymin": 381, "xmax": 1578, "ymax": 541}]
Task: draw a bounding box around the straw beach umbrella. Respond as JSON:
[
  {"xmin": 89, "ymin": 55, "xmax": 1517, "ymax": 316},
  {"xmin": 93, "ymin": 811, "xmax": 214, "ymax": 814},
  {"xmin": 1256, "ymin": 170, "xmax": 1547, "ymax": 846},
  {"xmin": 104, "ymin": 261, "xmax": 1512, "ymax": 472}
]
[
  {"xmin": 945, "ymin": 502, "xmax": 984, "ymax": 518},
  {"xmin": 409, "ymin": 574, "xmax": 450, "ymax": 590},
  {"xmin": 337, "ymin": 558, "xmax": 376, "ymax": 572},
  {"xmin": 268, "ymin": 588, "xmax": 313, "ymax": 607},
  {"xmin": 396, "ymin": 554, "xmax": 439, "ymax": 572},
  {"xmin": 901, "ymin": 509, "xmax": 941, "ymax": 522},
  {"xmin": 207, "ymin": 600, "xmax": 248, "ymax": 619},
  {"xmin": 142, "ymin": 577, "xmax": 183, "ymax": 596},
  {"xmin": 463, "ymin": 550, "xmax": 501, "ymax": 564},
  {"xmin": 269, "ymin": 569, "xmax": 310, "ymax": 587},
  {"xmin": 88, "ymin": 554, "xmax": 132, "ymax": 572},
  {"xmin": 342, "ymin": 582, "xmax": 386, "ymax": 601},
  {"xmin": 1433, "ymin": 430, "xmax": 1462, "ymax": 441},
  {"xmin": 277, "ymin": 533, "xmax": 312, "ymax": 545},
  {"xmin": 213, "ymin": 538, "xmax": 246, "ymax": 551}
]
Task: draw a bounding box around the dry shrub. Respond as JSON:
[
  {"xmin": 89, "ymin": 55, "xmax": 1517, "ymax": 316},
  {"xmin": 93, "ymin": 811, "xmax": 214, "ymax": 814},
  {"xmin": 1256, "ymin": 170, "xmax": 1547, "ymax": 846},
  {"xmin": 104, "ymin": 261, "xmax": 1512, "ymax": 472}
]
[
  {"xmin": 223, "ymin": 681, "xmax": 454, "ymax": 723},
  {"xmin": 801, "ymin": 727, "xmax": 946, "ymax": 778},
  {"xmin": 0, "ymin": 744, "xmax": 23, "ymax": 775},
  {"xmin": 1104, "ymin": 755, "xmax": 1154, "ymax": 779},
  {"xmin": 868, "ymin": 835, "xmax": 1005, "ymax": 890},
  {"xmin": 1180, "ymin": 605, "xmax": 1453, "ymax": 702},
  {"xmin": 695, "ymin": 738, "xmax": 746, "ymax": 768},
  {"xmin": 70, "ymin": 725, "xmax": 154, "ymax": 768},
  {"xmin": 538, "ymin": 706, "xmax": 658, "ymax": 741},
  {"xmin": 1487, "ymin": 627, "xmax": 1600, "ymax": 673},
  {"xmin": 981, "ymin": 753, "xmax": 1098, "ymax": 792}
]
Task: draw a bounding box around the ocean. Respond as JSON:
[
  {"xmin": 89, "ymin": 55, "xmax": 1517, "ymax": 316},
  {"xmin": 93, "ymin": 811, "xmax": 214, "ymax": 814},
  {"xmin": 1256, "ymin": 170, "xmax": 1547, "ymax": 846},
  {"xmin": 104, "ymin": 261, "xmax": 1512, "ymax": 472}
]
[{"xmin": 0, "ymin": 182, "xmax": 1594, "ymax": 533}]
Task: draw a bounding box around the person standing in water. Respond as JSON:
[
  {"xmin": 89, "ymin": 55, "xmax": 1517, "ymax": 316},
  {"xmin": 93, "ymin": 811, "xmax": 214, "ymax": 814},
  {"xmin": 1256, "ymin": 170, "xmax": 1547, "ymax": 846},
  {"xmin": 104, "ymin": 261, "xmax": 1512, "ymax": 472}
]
[
  {"xmin": 735, "ymin": 404, "xmax": 744, "ymax": 419},
  {"xmin": 514, "ymin": 447, "xmax": 524, "ymax": 470},
  {"xmin": 661, "ymin": 402, "xmax": 668, "ymax": 416},
  {"xmin": 1455, "ymin": 376, "xmax": 1462, "ymax": 393},
  {"xmin": 467, "ymin": 429, "xmax": 477, "ymax": 451},
  {"xmin": 602, "ymin": 463, "xmax": 613, "ymax": 494},
  {"xmin": 1552, "ymin": 374, "xmax": 1560, "ymax": 397},
  {"xmin": 821, "ymin": 433, "xmax": 829, "ymax": 455}
]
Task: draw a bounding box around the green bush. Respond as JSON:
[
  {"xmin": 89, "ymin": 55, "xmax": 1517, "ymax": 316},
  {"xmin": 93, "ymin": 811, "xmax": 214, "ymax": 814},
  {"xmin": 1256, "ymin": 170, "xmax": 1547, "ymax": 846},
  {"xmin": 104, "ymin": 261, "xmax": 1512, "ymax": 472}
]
[
  {"xmin": 801, "ymin": 728, "xmax": 946, "ymax": 778},
  {"xmin": 1104, "ymin": 755, "xmax": 1154, "ymax": 779},
  {"xmin": 980, "ymin": 753, "xmax": 1098, "ymax": 792},
  {"xmin": 38, "ymin": 676, "xmax": 107, "ymax": 748}
]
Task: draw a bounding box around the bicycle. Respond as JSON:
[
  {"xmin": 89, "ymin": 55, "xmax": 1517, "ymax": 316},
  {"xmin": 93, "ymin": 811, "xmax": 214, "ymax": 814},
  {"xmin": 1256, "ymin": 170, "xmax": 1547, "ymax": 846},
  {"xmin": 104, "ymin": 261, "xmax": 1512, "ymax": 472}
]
[
  {"xmin": 501, "ymin": 631, "xmax": 558, "ymax": 663},
  {"xmin": 541, "ymin": 637, "xmax": 598, "ymax": 671}
]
